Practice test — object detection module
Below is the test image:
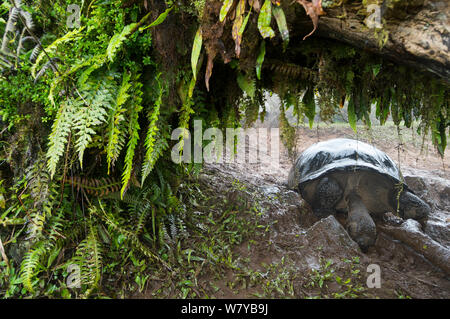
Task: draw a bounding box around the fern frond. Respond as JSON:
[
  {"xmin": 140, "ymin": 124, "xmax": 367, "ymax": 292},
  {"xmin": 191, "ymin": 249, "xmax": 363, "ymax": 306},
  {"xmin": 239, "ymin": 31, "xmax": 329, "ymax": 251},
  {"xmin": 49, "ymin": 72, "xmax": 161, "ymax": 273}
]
[
  {"xmin": 94, "ymin": 205, "xmax": 170, "ymax": 270},
  {"xmin": 15, "ymin": 27, "xmax": 26, "ymax": 61},
  {"xmin": 77, "ymin": 54, "xmax": 107, "ymax": 86},
  {"xmin": 16, "ymin": 34, "xmax": 37, "ymax": 59},
  {"xmin": 47, "ymin": 55, "xmax": 100, "ymax": 106},
  {"xmin": 6, "ymin": 7, "xmax": 19, "ymax": 33},
  {"xmin": 0, "ymin": 54, "xmax": 13, "ymax": 68},
  {"xmin": 31, "ymin": 27, "xmax": 84, "ymax": 78},
  {"xmin": 46, "ymin": 208, "xmax": 65, "ymax": 244},
  {"xmin": 68, "ymin": 176, "xmax": 122, "ymax": 196},
  {"xmin": 106, "ymin": 23, "xmax": 137, "ymax": 62},
  {"xmin": 25, "ymin": 160, "xmax": 59, "ymax": 241},
  {"xmin": 141, "ymin": 131, "xmax": 168, "ymax": 185},
  {"xmin": 19, "ymin": 8, "xmax": 34, "ymax": 31},
  {"xmin": 20, "ymin": 241, "xmax": 47, "ymax": 292},
  {"xmin": 135, "ymin": 205, "xmax": 149, "ymax": 235},
  {"xmin": 121, "ymin": 80, "xmax": 143, "ymax": 198},
  {"xmin": 47, "ymin": 99, "xmax": 76, "ymax": 178},
  {"xmin": 34, "ymin": 57, "xmax": 59, "ymax": 83},
  {"xmin": 106, "ymin": 72, "xmax": 132, "ymax": 173},
  {"xmin": 0, "ymin": 217, "xmax": 26, "ymax": 226},
  {"xmin": 29, "ymin": 43, "xmax": 40, "ymax": 62},
  {"xmin": 13, "ymin": 0, "xmax": 23, "ymax": 7},
  {"xmin": 74, "ymin": 77, "xmax": 116, "ymax": 167},
  {"xmin": 141, "ymin": 77, "xmax": 165, "ymax": 185},
  {"xmin": 71, "ymin": 214, "xmax": 102, "ymax": 297},
  {"xmin": 1, "ymin": 7, "xmax": 20, "ymax": 52}
]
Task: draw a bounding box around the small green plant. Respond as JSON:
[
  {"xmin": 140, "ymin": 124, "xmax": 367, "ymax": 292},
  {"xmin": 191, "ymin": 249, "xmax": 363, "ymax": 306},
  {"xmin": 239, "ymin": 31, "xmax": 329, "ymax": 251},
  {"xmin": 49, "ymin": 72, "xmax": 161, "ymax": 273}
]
[{"xmin": 307, "ymin": 259, "xmax": 335, "ymax": 290}]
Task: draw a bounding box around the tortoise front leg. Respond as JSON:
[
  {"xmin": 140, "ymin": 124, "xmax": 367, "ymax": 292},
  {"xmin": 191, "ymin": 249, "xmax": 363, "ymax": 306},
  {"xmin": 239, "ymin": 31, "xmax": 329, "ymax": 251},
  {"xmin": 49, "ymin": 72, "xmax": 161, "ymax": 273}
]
[
  {"xmin": 312, "ymin": 176, "xmax": 343, "ymax": 218},
  {"xmin": 345, "ymin": 192, "xmax": 377, "ymax": 252}
]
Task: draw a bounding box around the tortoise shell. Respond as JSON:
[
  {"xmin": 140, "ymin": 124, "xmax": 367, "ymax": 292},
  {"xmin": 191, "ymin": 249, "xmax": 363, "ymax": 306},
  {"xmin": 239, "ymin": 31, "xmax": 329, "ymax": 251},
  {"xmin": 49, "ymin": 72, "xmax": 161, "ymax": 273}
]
[{"xmin": 288, "ymin": 138, "xmax": 407, "ymax": 191}]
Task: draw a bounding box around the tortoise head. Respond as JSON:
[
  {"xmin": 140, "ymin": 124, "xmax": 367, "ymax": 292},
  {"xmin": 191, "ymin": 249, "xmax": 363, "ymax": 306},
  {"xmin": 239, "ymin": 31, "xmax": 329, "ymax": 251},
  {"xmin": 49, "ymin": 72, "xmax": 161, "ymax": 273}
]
[{"xmin": 398, "ymin": 191, "xmax": 431, "ymax": 226}]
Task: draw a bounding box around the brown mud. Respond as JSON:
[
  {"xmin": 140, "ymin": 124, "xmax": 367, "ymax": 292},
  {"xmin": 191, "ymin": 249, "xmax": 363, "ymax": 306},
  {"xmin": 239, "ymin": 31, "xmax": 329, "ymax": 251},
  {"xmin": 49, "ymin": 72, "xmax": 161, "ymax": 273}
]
[
  {"xmin": 136, "ymin": 123, "xmax": 449, "ymax": 299},
  {"xmin": 208, "ymin": 122, "xmax": 449, "ymax": 298}
]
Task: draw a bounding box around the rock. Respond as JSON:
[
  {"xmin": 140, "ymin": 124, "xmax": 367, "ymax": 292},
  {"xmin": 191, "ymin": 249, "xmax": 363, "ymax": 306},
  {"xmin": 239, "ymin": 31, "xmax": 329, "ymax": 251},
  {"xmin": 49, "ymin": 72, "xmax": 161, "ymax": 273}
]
[
  {"xmin": 260, "ymin": 185, "xmax": 280, "ymax": 196},
  {"xmin": 305, "ymin": 215, "xmax": 361, "ymax": 254},
  {"xmin": 403, "ymin": 168, "xmax": 450, "ymax": 247},
  {"xmin": 425, "ymin": 217, "xmax": 450, "ymax": 248},
  {"xmin": 283, "ymin": 190, "xmax": 303, "ymax": 206},
  {"xmin": 404, "ymin": 170, "xmax": 450, "ymax": 211}
]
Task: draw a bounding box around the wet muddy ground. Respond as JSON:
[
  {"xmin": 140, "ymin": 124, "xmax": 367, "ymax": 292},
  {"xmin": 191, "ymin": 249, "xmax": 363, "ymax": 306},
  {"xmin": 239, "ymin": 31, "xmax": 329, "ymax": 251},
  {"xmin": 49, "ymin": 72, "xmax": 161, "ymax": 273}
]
[
  {"xmin": 194, "ymin": 123, "xmax": 450, "ymax": 299},
  {"xmin": 136, "ymin": 123, "xmax": 449, "ymax": 299}
]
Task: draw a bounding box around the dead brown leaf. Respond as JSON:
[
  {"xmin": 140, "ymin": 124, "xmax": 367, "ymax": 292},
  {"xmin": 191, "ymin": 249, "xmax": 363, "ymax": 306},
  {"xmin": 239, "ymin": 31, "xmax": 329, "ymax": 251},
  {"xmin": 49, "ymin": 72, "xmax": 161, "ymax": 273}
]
[
  {"xmin": 232, "ymin": 0, "xmax": 246, "ymax": 58},
  {"xmin": 296, "ymin": 0, "xmax": 326, "ymax": 40}
]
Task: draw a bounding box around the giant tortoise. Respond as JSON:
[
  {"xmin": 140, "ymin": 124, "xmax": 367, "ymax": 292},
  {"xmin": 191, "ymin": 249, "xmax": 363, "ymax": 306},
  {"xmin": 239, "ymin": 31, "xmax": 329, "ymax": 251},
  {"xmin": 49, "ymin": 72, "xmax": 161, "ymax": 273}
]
[{"xmin": 288, "ymin": 138, "xmax": 431, "ymax": 251}]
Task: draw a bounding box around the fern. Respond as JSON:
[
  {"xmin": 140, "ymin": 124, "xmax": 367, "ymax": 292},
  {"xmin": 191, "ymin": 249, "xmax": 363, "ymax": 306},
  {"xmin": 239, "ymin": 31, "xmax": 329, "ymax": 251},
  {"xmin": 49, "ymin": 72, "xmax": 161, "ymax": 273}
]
[
  {"xmin": 94, "ymin": 205, "xmax": 171, "ymax": 270},
  {"xmin": 47, "ymin": 99, "xmax": 75, "ymax": 178},
  {"xmin": 163, "ymin": 214, "xmax": 187, "ymax": 247},
  {"xmin": 18, "ymin": 158, "xmax": 64, "ymax": 293},
  {"xmin": 25, "ymin": 159, "xmax": 59, "ymax": 241},
  {"xmin": 0, "ymin": 54, "xmax": 13, "ymax": 69},
  {"xmin": 107, "ymin": 23, "xmax": 137, "ymax": 62},
  {"xmin": 71, "ymin": 214, "xmax": 103, "ymax": 297},
  {"xmin": 141, "ymin": 131, "xmax": 169, "ymax": 186},
  {"xmin": 15, "ymin": 28, "xmax": 27, "ymax": 61},
  {"xmin": 19, "ymin": 8, "xmax": 34, "ymax": 31},
  {"xmin": 47, "ymin": 55, "xmax": 102, "ymax": 106},
  {"xmin": 20, "ymin": 241, "xmax": 47, "ymax": 292},
  {"xmin": 31, "ymin": 27, "xmax": 84, "ymax": 78},
  {"xmin": 106, "ymin": 72, "xmax": 132, "ymax": 173},
  {"xmin": 46, "ymin": 208, "xmax": 65, "ymax": 244},
  {"xmin": 68, "ymin": 176, "xmax": 122, "ymax": 197},
  {"xmin": 74, "ymin": 77, "xmax": 116, "ymax": 167},
  {"xmin": 1, "ymin": 7, "xmax": 19, "ymax": 52},
  {"xmin": 77, "ymin": 54, "xmax": 107, "ymax": 86},
  {"xmin": 19, "ymin": 208, "xmax": 64, "ymax": 293},
  {"xmin": 119, "ymin": 187, "xmax": 153, "ymax": 235},
  {"xmin": 121, "ymin": 79, "xmax": 143, "ymax": 197},
  {"xmin": 141, "ymin": 76, "xmax": 164, "ymax": 184},
  {"xmin": 33, "ymin": 57, "xmax": 60, "ymax": 83}
]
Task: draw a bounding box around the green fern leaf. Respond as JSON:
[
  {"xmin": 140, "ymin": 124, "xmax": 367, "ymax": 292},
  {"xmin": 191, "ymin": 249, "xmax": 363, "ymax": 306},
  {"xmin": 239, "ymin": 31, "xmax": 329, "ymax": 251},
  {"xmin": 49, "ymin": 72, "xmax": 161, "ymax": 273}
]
[
  {"xmin": 74, "ymin": 77, "xmax": 116, "ymax": 168},
  {"xmin": 141, "ymin": 77, "xmax": 164, "ymax": 184},
  {"xmin": 106, "ymin": 72, "xmax": 132, "ymax": 173},
  {"xmin": 107, "ymin": 23, "xmax": 136, "ymax": 62},
  {"xmin": 47, "ymin": 100, "xmax": 75, "ymax": 178},
  {"xmin": 121, "ymin": 81, "xmax": 143, "ymax": 197},
  {"xmin": 71, "ymin": 214, "xmax": 102, "ymax": 297},
  {"xmin": 31, "ymin": 27, "xmax": 84, "ymax": 78},
  {"xmin": 20, "ymin": 242, "xmax": 47, "ymax": 292}
]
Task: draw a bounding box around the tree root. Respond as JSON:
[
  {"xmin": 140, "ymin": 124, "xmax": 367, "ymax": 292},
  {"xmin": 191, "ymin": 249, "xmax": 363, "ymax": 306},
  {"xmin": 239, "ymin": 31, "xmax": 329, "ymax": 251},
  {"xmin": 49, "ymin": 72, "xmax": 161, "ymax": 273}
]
[{"xmin": 378, "ymin": 219, "xmax": 450, "ymax": 276}]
